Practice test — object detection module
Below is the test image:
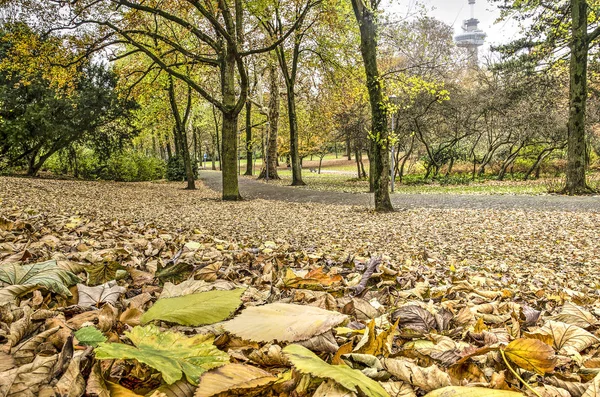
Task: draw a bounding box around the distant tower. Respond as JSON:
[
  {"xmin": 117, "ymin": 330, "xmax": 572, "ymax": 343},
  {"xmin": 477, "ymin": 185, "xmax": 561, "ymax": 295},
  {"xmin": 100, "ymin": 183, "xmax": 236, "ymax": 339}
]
[{"xmin": 454, "ymin": 0, "xmax": 486, "ymax": 67}]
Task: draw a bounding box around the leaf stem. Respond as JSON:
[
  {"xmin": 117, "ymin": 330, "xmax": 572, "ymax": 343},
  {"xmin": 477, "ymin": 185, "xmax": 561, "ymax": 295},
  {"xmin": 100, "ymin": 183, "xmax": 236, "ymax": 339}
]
[{"xmin": 500, "ymin": 349, "xmax": 541, "ymax": 397}]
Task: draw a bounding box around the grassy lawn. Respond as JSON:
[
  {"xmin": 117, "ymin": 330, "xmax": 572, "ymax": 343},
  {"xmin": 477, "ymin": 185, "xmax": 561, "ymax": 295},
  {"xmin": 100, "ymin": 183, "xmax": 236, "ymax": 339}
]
[
  {"xmin": 246, "ymin": 169, "xmax": 560, "ymax": 195},
  {"xmin": 217, "ymin": 155, "xmax": 592, "ymax": 195}
]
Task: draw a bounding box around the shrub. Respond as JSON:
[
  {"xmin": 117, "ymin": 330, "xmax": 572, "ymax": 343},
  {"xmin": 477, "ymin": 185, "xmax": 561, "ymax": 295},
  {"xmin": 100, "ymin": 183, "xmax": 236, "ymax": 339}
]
[
  {"xmin": 106, "ymin": 153, "xmax": 139, "ymax": 182},
  {"xmin": 166, "ymin": 155, "xmax": 197, "ymax": 181}
]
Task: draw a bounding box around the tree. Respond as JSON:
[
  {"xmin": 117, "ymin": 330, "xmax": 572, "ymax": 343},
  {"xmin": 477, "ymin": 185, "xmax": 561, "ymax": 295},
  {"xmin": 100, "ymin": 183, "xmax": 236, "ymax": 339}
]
[
  {"xmin": 350, "ymin": 0, "xmax": 393, "ymax": 211},
  {"xmin": 494, "ymin": 0, "xmax": 600, "ymax": 193},
  {"xmin": 7, "ymin": 0, "xmax": 313, "ymax": 200},
  {"xmin": 0, "ymin": 23, "xmax": 137, "ymax": 176}
]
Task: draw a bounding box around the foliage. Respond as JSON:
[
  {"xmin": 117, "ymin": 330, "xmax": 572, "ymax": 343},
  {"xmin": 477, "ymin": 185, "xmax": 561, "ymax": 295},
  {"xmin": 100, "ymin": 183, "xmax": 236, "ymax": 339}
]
[
  {"xmin": 95, "ymin": 325, "xmax": 229, "ymax": 385},
  {"xmin": 0, "ymin": 22, "xmax": 138, "ymax": 176},
  {"xmin": 74, "ymin": 326, "xmax": 107, "ymax": 347},
  {"xmin": 166, "ymin": 155, "xmax": 197, "ymax": 182},
  {"xmin": 140, "ymin": 288, "xmax": 244, "ymax": 326},
  {"xmin": 0, "ymin": 259, "xmax": 79, "ymax": 297},
  {"xmin": 283, "ymin": 344, "xmax": 389, "ymax": 397}
]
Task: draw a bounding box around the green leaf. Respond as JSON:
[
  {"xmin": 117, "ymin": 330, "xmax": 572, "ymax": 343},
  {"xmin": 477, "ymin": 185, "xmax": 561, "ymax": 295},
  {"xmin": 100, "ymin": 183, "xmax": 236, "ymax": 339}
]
[
  {"xmin": 140, "ymin": 288, "xmax": 244, "ymax": 326},
  {"xmin": 0, "ymin": 260, "xmax": 80, "ymax": 297},
  {"xmin": 282, "ymin": 344, "xmax": 389, "ymax": 397},
  {"xmin": 94, "ymin": 324, "xmax": 229, "ymax": 385},
  {"xmin": 75, "ymin": 326, "xmax": 107, "ymax": 347}
]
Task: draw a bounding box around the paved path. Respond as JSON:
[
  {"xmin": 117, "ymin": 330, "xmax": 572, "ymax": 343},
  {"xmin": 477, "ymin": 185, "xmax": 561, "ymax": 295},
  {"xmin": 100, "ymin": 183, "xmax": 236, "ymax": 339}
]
[{"xmin": 199, "ymin": 170, "xmax": 600, "ymax": 212}]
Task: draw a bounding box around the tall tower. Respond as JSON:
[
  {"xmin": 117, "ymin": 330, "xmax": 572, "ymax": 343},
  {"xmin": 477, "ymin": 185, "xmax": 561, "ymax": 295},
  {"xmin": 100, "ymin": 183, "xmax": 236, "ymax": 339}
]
[{"xmin": 454, "ymin": 0, "xmax": 486, "ymax": 67}]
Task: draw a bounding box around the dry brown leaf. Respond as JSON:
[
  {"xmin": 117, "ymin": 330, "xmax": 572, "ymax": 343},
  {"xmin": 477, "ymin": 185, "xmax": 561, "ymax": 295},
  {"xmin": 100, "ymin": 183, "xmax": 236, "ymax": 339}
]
[
  {"xmin": 54, "ymin": 352, "xmax": 86, "ymax": 397},
  {"xmin": 383, "ymin": 358, "xmax": 452, "ymax": 392},
  {"xmin": 0, "ymin": 354, "xmax": 58, "ymax": 396},
  {"xmin": 533, "ymin": 321, "xmax": 600, "ymax": 354},
  {"xmin": 550, "ymin": 302, "xmax": 597, "ymax": 329},
  {"xmin": 195, "ymin": 363, "xmax": 277, "ymax": 397},
  {"xmin": 86, "ymin": 362, "xmax": 110, "ymax": 397},
  {"xmin": 222, "ymin": 303, "xmax": 347, "ymax": 343}
]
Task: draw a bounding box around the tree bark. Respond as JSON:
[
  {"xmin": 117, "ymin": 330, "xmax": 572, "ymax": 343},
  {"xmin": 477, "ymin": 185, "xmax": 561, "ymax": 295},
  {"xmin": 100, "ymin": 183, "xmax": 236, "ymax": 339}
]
[
  {"xmin": 565, "ymin": 0, "xmax": 591, "ymax": 194},
  {"xmin": 244, "ymin": 99, "xmax": 253, "ymax": 175},
  {"xmin": 351, "ymin": 0, "xmax": 393, "ymax": 211},
  {"xmin": 221, "ymin": 46, "xmax": 241, "ymax": 200},
  {"xmin": 168, "ymin": 77, "xmax": 195, "ymax": 189},
  {"xmin": 258, "ymin": 63, "xmax": 281, "ymax": 180},
  {"xmin": 286, "ymin": 84, "xmax": 305, "ymax": 185}
]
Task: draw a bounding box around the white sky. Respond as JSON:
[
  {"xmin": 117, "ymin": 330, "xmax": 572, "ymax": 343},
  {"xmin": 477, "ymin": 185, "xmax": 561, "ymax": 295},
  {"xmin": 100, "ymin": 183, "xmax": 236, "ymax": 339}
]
[{"xmin": 394, "ymin": 0, "xmax": 523, "ymax": 54}]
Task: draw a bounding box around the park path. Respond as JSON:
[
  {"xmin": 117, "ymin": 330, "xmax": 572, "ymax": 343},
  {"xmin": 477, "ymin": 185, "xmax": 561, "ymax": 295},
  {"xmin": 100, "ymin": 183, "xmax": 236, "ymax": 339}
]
[{"xmin": 199, "ymin": 170, "xmax": 600, "ymax": 212}]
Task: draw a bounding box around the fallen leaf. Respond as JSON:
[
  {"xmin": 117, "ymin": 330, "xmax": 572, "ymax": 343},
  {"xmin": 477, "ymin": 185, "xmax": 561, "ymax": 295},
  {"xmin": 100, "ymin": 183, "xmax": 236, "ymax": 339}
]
[{"xmin": 223, "ymin": 303, "xmax": 347, "ymax": 343}]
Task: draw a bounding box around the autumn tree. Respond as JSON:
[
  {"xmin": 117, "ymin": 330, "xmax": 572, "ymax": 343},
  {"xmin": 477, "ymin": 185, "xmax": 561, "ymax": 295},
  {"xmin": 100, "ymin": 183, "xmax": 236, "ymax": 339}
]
[
  {"xmin": 350, "ymin": 0, "xmax": 393, "ymax": 211},
  {"xmin": 6, "ymin": 0, "xmax": 313, "ymax": 200},
  {"xmin": 494, "ymin": 0, "xmax": 600, "ymax": 193},
  {"xmin": 0, "ymin": 22, "xmax": 137, "ymax": 176}
]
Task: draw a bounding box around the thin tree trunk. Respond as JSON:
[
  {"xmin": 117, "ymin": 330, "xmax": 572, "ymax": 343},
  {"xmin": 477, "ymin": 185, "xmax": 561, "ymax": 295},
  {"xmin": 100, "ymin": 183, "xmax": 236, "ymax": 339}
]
[
  {"xmin": 258, "ymin": 63, "xmax": 280, "ymax": 180},
  {"xmin": 244, "ymin": 99, "xmax": 253, "ymax": 176},
  {"xmin": 287, "ymin": 82, "xmax": 306, "ymax": 186},
  {"xmin": 168, "ymin": 77, "xmax": 195, "ymax": 189}
]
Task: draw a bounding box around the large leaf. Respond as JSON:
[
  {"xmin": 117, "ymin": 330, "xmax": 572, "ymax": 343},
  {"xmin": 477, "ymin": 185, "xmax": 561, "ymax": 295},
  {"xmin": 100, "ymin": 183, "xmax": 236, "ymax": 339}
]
[
  {"xmin": 0, "ymin": 260, "xmax": 79, "ymax": 297},
  {"xmin": 423, "ymin": 386, "xmax": 524, "ymax": 396},
  {"xmin": 160, "ymin": 279, "xmax": 238, "ymax": 299},
  {"xmin": 94, "ymin": 324, "xmax": 229, "ymax": 385},
  {"xmin": 223, "ymin": 303, "xmax": 347, "ymax": 343},
  {"xmin": 86, "ymin": 261, "xmax": 125, "ymax": 286},
  {"xmin": 0, "ymin": 354, "xmax": 58, "ymax": 396},
  {"xmin": 77, "ymin": 281, "xmax": 126, "ymax": 307},
  {"xmin": 504, "ymin": 338, "xmax": 556, "ymax": 375},
  {"xmin": 195, "ymin": 363, "xmax": 277, "ymax": 397},
  {"xmin": 534, "ymin": 321, "xmax": 600, "ymax": 354},
  {"xmin": 282, "ymin": 344, "xmax": 389, "ymax": 397},
  {"xmin": 0, "ymin": 284, "xmax": 38, "ymax": 304},
  {"xmin": 550, "ymin": 302, "xmax": 597, "ymax": 329},
  {"xmin": 140, "ymin": 288, "xmax": 244, "ymax": 326}
]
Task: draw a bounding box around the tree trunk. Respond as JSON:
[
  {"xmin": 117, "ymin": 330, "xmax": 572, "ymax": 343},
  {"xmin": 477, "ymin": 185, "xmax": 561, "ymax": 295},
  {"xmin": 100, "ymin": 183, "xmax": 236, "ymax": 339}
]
[
  {"xmin": 346, "ymin": 137, "xmax": 351, "ymax": 160},
  {"xmin": 244, "ymin": 99, "xmax": 253, "ymax": 176},
  {"xmin": 355, "ymin": 148, "xmax": 361, "ymax": 178},
  {"xmin": 221, "ymin": 47, "xmax": 241, "ymax": 200},
  {"xmin": 565, "ymin": 0, "xmax": 591, "ymax": 194},
  {"xmin": 258, "ymin": 63, "xmax": 280, "ymax": 180},
  {"xmin": 168, "ymin": 77, "xmax": 195, "ymax": 189},
  {"xmin": 287, "ymin": 82, "xmax": 306, "ymax": 186},
  {"xmin": 524, "ymin": 149, "xmax": 553, "ymax": 181},
  {"xmin": 351, "ymin": 0, "xmax": 393, "ymax": 211}
]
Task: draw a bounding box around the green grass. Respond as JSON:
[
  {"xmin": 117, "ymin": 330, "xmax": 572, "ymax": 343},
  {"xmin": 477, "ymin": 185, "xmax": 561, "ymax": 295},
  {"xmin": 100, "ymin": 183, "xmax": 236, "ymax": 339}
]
[{"xmin": 246, "ymin": 169, "xmax": 557, "ymax": 195}]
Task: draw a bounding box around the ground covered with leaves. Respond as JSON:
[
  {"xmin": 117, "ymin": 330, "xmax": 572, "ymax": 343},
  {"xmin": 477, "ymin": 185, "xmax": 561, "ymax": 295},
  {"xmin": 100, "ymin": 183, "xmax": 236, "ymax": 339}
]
[{"xmin": 1, "ymin": 176, "xmax": 600, "ymax": 397}]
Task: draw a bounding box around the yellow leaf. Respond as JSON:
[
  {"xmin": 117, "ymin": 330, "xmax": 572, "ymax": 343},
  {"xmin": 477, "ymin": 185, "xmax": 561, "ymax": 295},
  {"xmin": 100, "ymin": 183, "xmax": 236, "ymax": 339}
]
[{"xmin": 504, "ymin": 338, "xmax": 557, "ymax": 375}]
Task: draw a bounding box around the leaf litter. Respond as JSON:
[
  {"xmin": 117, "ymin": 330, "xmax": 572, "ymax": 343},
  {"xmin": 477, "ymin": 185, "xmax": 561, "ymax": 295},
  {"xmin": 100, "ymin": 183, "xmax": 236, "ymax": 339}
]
[{"xmin": 1, "ymin": 177, "xmax": 600, "ymax": 396}]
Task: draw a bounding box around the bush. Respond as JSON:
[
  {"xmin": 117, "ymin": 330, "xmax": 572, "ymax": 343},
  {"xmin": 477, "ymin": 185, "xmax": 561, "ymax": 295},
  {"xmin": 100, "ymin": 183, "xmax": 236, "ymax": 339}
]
[
  {"xmin": 44, "ymin": 148, "xmax": 165, "ymax": 182},
  {"xmin": 105, "ymin": 153, "xmax": 139, "ymax": 182},
  {"xmin": 166, "ymin": 155, "xmax": 197, "ymax": 181},
  {"xmin": 105, "ymin": 151, "xmax": 165, "ymax": 182}
]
